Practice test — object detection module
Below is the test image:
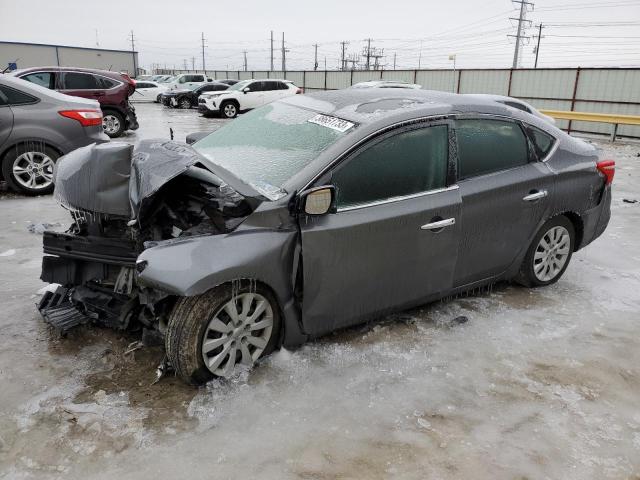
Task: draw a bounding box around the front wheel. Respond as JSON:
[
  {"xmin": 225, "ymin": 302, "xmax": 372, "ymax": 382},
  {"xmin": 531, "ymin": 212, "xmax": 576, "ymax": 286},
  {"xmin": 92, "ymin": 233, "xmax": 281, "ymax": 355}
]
[
  {"xmin": 165, "ymin": 282, "xmax": 281, "ymax": 385},
  {"xmin": 516, "ymin": 215, "xmax": 575, "ymax": 287},
  {"xmin": 102, "ymin": 110, "xmax": 125, "ymax": 138},
  {"xmin": 178, "ymin": 97, "xmax": 192, "ymax": 109},
  {"xmin": 220, "ymin": 101, "xmax": 238, "ymax": 119},
  {"xmin": 2, "ymin": 145, "xmax": 59, "ymax": 195}
]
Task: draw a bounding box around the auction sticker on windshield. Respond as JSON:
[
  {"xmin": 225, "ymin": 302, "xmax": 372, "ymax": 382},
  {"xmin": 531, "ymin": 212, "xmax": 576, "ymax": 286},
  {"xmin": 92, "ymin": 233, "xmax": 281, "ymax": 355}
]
[{"xmin": 308, "ymin": 114, "xmax": 355, "ymax": 133}]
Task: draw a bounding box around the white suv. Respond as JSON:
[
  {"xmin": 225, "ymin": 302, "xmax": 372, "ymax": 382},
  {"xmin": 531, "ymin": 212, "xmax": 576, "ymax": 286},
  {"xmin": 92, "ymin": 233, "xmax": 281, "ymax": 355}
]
[
  {"xmin": 198, "ymin": 79, "xmax": 301, "ymax": 118},
  {"xmin": 167, "ymin": 73, "xmax": 211, "ymax": 91}
]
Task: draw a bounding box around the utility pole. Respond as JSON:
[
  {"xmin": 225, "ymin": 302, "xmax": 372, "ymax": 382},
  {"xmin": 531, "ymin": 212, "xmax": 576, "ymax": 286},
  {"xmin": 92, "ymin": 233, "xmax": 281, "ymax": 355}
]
[
  {"xmin": 418, "ymin": 40, "xmax": 423, "ymax": 69},
  {"xmin": 393, "ymin": 52, "xmax": 397, "ymax": 70},
  {"xmin": 340, "ymin": 41, "xmax": 349, "ymax": 70},
  {"xmin": 270, "ymin": 31, "xmax": 274, "ymax": 71},
  {"xmin": 509, "ymin": 0, "xmax": 534, "ymax": 68},
  {"xmin": 324, "ymin": 56, "xmax": 327, "ymax": 70},
  {"xmin": 243, "ymin": 51, "xmax": 248, "ymax": 71},
  {"xmin": 183, "ymin": 59, "xmax": 188, "ymax": 70},
  {"xmin": 191, "ymin": 57, "xmax": 196, "ymax": 70},
  {"xmin": 281, "ymin": 32, "xmax": 286, "ymax": 71},
  {"xmin": 313, "ymin": 44, "xmax": 319, "ymax": 71},
  {"xmin": 129, "ymin": 30, "xmax": 137, "ymax": 77},
  {"xmin": 201, "ymin": 32, "xmax": 207, "ymax": 73},
  {"xmin": 533, "ymin": 23, "xmax": 543, "ymax": 68},
  {"xmin": 364, "ymin": 38, "xmax": 372, "ymax": 70}
]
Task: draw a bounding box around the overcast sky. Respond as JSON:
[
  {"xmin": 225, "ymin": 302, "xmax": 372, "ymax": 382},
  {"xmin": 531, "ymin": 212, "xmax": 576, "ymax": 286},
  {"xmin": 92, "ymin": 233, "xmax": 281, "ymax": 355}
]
[{"xmin": 1, "ymin": 0, "xmax": 639, "ymax": 71}]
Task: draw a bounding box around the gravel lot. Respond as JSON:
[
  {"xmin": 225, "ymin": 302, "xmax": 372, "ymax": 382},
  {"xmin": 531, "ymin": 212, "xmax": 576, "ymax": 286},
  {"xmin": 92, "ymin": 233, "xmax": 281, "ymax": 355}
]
[{"xmin": 1, "ymin": 103, "xmax": 639, "ymax": 479}]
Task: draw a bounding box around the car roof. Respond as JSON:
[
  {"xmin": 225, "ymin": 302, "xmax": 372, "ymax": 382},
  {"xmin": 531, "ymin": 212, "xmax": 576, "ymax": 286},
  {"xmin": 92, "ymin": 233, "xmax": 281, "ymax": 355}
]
[{"xmin": 282, "ymin": 88, "xmax": 522, "ymax": 126}]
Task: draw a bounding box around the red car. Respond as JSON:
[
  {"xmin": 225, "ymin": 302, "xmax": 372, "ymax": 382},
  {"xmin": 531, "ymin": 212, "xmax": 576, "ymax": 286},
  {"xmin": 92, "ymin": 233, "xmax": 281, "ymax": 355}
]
[{"xmin": 10, "ymin": 67, "xmax": 139, "ymax": 138}]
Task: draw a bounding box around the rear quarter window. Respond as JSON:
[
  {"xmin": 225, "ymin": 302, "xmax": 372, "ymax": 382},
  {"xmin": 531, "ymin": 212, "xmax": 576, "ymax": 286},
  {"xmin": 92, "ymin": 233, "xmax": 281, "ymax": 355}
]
[
  {"xmin": 525, "ymin": 125, "xmax": 556, "ymax": 160},
  {"xmin": 0, "ymin": 85, "xmax": 38, "ymax": 105}
]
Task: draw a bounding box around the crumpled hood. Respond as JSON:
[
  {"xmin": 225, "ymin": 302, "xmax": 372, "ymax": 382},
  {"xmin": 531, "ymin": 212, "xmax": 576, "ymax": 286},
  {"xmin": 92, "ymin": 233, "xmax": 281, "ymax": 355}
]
[{"xmin": 53, "ymin": 140, "xmax": 266, "ymax": 219}]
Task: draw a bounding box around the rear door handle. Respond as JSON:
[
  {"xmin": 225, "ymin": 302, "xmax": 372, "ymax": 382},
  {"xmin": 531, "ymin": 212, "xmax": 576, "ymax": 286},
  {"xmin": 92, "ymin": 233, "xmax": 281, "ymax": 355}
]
[
  {"xmin": 421, "ymin": 218, "xmax": 456, "ymax": 231},
  {"xmin": 523, "ymin": 190, "xmax": 547, "ymax": 202}
]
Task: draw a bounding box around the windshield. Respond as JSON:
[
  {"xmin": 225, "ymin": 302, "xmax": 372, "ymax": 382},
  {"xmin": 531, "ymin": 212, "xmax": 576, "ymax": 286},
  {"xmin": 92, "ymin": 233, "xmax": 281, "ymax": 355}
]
[
  {"xmin": 228, "ymin": 80, "xmax": 251, "ymax": 91},
  {"xmin": 193, "ymin": 102, "xmax": 351, "ymax": 194}
]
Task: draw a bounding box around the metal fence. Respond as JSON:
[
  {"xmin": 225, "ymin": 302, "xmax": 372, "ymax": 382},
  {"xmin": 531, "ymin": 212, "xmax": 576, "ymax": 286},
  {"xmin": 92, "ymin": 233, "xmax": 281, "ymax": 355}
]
[{"xmin": 157, "ymin": 67, "xmax": 640, "ymax": 139}]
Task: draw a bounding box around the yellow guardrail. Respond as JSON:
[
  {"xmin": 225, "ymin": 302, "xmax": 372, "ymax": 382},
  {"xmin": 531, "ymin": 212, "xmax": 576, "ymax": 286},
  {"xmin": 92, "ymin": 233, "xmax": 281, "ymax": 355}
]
[{"xmin": 539, "ymin": 109, "xmax": 640, "ymax": 141}]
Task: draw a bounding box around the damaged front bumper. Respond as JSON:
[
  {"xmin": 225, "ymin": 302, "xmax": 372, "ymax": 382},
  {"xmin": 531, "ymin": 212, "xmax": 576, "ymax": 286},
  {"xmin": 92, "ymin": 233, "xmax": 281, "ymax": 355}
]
[{"xmin": 38, "ymin": 139, "xmax": 266, "ymax": 334}]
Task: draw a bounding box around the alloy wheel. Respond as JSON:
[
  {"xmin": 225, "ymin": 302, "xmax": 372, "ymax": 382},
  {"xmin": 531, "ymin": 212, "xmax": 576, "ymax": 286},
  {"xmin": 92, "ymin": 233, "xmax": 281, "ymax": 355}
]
[
  {"xmin": 223, "ymin": 104, "xmax": 236, "ymax": 118},
  {"xmin": 533, "ymin": 225, "xmax": 571, "ymax": 282},
  {"xmin": 12, "ymin": 151, "xmax": 55, "ymax": 191},
  {"xmin": 201, "ymin": 293, "xmax": 274, "ymax": 377}
]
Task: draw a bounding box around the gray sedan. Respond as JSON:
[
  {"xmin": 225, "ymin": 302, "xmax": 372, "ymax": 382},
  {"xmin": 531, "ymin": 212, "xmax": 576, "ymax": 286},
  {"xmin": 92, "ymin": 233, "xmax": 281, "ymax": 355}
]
[
  {"xmin": 0, "ymin": 75, "xmax": 108, "ymax": 194},
  {"xmin": 39, "ymin": 89, "xmax": 613, "ymax": 385}
]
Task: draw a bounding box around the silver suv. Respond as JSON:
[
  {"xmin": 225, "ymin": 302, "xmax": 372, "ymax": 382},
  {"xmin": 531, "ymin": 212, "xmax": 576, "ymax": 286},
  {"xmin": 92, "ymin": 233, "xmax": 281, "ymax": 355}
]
[{"xmin": 0, "ymin": 75, "xmax": 108, "ymax": 195}]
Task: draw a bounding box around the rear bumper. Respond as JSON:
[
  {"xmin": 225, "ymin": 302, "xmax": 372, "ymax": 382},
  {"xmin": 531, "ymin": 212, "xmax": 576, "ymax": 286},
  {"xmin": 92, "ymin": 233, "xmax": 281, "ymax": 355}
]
[{"xmin": 577, "ymin": 185, "xmax": 611, "ymax": 250}]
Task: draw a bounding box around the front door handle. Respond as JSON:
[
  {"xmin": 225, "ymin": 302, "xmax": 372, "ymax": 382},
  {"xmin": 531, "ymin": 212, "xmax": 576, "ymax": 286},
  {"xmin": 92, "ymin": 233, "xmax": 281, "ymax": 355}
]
[
  {"xmin": 523, "ymin": 190, "xmax": 548, "ymax": 202},
  {"xmin": 421, "ymin": 218, "xmax": 456, "ymax": 231}
]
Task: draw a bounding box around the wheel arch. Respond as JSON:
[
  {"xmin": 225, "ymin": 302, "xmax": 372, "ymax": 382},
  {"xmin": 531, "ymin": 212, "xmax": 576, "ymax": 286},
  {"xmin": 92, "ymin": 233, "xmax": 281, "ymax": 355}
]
[{"xmin": 559, "ymin": 211, "xmax": 584, "ymax": 251}]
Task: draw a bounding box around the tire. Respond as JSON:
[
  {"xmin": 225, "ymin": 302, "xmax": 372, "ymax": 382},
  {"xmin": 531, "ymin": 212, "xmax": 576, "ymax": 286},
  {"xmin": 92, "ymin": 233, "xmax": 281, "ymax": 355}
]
[
  {"xmin": 155, "ymin": 94, "xmax": 162, "ymax": 103},
  {"xmin": 178, "ymin": 97, "xmax": 192, "ymax": 109},
  {"xmin": 166, "ymin": 282, "xmax": 281, "ymax": 385},
  {"xmin": 102, "ymin": 110, "xmax": 125, "ymax": 138},
  {"xmin": 220, "ymin": 101, "xmax": 238, "ymax": 119},
  {"xmin": 2, "ymin": 145, "xmax": 59, "ymax": 195},
  {"xmin": 515, "ymin": 215, "xmax": 575, "ymax": 287}
]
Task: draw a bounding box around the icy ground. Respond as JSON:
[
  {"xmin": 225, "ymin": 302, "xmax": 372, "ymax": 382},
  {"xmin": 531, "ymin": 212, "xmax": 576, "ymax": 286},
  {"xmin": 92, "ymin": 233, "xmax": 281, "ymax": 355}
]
[{"xmin": 0, "ymin": 104, "xmax": 639, "ymax": 479}]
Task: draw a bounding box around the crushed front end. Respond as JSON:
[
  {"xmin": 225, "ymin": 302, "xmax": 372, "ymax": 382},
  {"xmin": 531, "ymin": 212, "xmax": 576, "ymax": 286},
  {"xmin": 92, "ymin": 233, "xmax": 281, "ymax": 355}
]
[{"xmin": 38, "ymin": 140, "xmax": 258, "ymax": 335}]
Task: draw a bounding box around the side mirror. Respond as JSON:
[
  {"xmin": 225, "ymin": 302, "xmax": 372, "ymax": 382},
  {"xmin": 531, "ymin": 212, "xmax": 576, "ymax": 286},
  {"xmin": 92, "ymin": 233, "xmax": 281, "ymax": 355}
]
[
  {"xmin": 242, "ymin": 87, "xmax": 250, "ymax": 94},
  {"xmin": 299, "ymin": 186, "xmax": 336, "ymax": 216},
  {"xmin": 207, "ymin": 78, "xmax": 212, "ymax": 82}
]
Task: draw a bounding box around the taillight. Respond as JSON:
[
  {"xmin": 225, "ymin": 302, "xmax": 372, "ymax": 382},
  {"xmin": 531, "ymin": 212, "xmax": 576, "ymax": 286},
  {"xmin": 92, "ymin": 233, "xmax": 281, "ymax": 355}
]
[
  {"xmin": 59, "ymin": 109, "xmax": 103, "ymax": 127},
  {"xmin": 296, "ymin": 87, "xmax": 304, "ymax": 94},
  {"xmin": 596, "ymin": 160, "xmax": 615, "ymax": 185}
]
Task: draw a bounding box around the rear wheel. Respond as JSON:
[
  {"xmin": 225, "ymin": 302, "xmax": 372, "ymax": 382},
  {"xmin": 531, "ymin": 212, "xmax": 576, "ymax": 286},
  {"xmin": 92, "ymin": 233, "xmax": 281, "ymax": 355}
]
[
  {"xmin": 516, "ymin": 216, "xmax": 575, "ymax": 287},
  {"xmin": 166, "ymin": 282, "xmax": 280, "ymax": 385},
  {"xmin": 102, "ymin": 110, "xmax": 125, "ymax": 138},
  {"xmin": 2, "ymin": 145, "xmax": 59, "ymax": 195},
  {"xmin": 220, "ymin": 101, "xmax": 238, "ymax": 119}
]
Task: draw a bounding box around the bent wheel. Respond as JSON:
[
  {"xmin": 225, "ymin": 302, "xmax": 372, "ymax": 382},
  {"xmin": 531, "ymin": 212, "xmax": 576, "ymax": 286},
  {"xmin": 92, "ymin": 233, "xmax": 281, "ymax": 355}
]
[
  {"xmin": 166, "ymin": 283, "xmax": 280, "ymax": 385},
  {"xmin": 516, "ymin": 215, "xmax": 575, "ymax": 287}
]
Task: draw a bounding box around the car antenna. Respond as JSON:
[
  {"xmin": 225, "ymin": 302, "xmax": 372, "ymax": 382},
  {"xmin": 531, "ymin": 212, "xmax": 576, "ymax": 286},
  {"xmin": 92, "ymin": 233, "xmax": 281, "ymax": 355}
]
[{"xmin": 169, "ymin": 128, "xmax": 174, "ymax": 140}]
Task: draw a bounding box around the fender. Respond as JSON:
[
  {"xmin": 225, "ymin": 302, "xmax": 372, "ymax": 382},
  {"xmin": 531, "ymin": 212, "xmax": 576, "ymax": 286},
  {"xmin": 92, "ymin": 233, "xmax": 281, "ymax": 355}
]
[{"xmin": 136, "ymin": 225, "xmax": 308, "ymax": 347}]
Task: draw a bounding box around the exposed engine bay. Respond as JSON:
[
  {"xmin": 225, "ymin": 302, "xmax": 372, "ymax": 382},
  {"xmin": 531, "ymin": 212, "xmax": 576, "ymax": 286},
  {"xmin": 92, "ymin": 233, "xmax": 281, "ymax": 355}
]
[{"xmin": 38, "ymin": 140, "xmax": 260, "ymax": 336}]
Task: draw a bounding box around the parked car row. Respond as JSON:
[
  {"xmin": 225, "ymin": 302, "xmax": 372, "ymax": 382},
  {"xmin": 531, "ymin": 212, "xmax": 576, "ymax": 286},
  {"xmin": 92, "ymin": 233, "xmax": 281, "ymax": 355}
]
[{"xmin": 160, "ymin": 82, "xmax": 230, "ymax": 109}]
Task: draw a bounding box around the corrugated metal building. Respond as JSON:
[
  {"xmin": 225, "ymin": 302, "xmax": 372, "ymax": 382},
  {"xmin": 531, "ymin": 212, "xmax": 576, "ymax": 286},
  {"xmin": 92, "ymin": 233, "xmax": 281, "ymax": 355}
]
[{"xmin": 0, "ymin": 41, "xmax": 139, "ymax": 75}]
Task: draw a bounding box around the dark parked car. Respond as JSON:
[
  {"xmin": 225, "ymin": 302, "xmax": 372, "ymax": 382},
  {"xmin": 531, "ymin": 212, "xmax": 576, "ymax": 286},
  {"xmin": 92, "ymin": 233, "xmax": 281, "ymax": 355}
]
[
  {"xmin": 10, "ymin": 67, "xmax": 139, "ymax": 138},
  {"xmin": 0, "ymin": 75, "xmax": 108, "ymax": 195},
  {"xmin": 160, "ymin": 82, "xmax": 229, "ymax": 109},
  {"xmin": 217, "ymin": 79, "xmax": 239, "ymax": 86},
  {"xmin": 38, "ymin": 89, "xmax": 613, "ymax": 385}
]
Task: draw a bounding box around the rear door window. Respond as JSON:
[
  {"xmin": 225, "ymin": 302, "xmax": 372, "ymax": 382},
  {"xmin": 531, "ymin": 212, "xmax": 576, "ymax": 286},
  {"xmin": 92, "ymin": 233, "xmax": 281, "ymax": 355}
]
[
  {"xmin": 455, "ymin": 119, "xmax": 529, "ymax": 179},
  {"xmin": 332, "ymin": 125, "xmax": 449, "ymax": 208},
  {"xmin": 21, "ymin": 72, "xmax": 55, "ymax": 89},
  {"xmin": 62, "ymin": 72, "xmax": 99, "ymax": 90}
]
